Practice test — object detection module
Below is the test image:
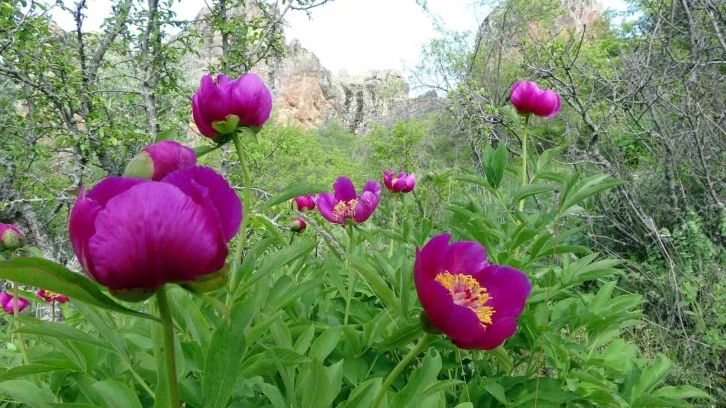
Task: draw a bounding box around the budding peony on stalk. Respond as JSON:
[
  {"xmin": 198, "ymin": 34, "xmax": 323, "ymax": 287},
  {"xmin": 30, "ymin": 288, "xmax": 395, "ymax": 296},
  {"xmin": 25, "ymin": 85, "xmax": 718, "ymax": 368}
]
[
  {"xmin": 510, "ymin": 81, "xmax": 561, "ymax": 118},
  {"xmin": 383, "ymin": 170, "xmax": 416, "ymax": 194},
  {"xmin": 124, "ymin": 140, "xmax": 197, "ymax": 181},
  {"xmin": 192, "ymin": 73, "xmax": 273, "ymax": 140},
  {"xmin": 0, "ymin": 224, "xmax": 25, "ymax": 251},
  {"xmin": 289, "ymin": 217, "xmax": 307, "ymax": 233},
  {"xmin": 292, "ymin": 195, "xmax": 316, "ymax": 212}
]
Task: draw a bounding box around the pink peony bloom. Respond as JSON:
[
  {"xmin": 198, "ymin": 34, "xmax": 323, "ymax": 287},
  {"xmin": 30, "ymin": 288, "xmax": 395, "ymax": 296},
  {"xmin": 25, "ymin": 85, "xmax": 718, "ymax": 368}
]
[
  {"xmin": 192, "ymin": 73, "xmax": 272, "ymax": 139},
  {"xmin": 510, "ymin": 81, "xmax": 561, "ymax": 118},
  {"xmin": 290, "ymin": 217, "xmax": 307, "ymax": 233},
  {"xmin": 383, "ymin": 170, "xmax": 416, "ymax": 193},
  {"xmin": 414, "ymin": 233, "xmax": 531, "ymax": 350},
  {"xmin": 69, "ymin": 166, "xmax": 241, "ymax": 292},
  {"xmin": 0, "ymin": 292, "xmax": 30, "ymax": 314},
  {"xmin": 317, "ymin": 177, "xmax": 381, "ymax": 225}
]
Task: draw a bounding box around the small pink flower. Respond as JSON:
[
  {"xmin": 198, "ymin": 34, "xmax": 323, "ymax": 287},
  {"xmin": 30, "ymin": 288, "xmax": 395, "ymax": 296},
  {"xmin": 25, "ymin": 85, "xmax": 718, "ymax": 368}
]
[
  {"xmin": 415, "ymin": 234, "xmax": 531, "ymax": 350},
  {"xmin": 383, "ymin": 170, "xmax": 416, "ymax": 193},
  {"xmin": 317, "ymin": 177, "xmax": 381, "ymax": 225},
  {"xmin": 0, "ymin": 292, "xmax": 30, "ymax": 314},
  {"xmin": 192, "ymin": 73, "xmax": 273, "ymax": 139},
  {"xmin": 292, "ymin": 195, "xmax": 316, "ymax": 212},
  {"xmin": 510, "ymin": 81, "xmax": 561, "ymax": 118},
  {"xmin": 0, "ymin": 224, "xmax": 24, "ymax": 251},
  {"xmin": 36, "ymin": 289, "xmax": 70, "ymax": 304},
  {"xmin": 69, "ymin": 166, "xmax": 241, "ymax": 292}
]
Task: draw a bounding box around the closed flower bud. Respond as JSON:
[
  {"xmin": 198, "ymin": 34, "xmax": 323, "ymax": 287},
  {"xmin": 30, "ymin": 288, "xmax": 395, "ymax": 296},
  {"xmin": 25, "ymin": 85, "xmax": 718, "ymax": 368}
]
[
  {"xmin": 0, "ymin": 224, "xmax": 25, "ymax": 251},
  {"xmin": 192, "ymin": 73, "xmax": 273, "ymax": 140},
  {"xmin": 124, "ymin": 141, "xmax": 197, "ymax": 181},
  {"xmin": 383, "ymin": 170, "xmax": 416, "ymax": 194},
  {"xmin": 292, "ymin": 195, "xmax": 316, "ymax": 212},
  {"xmin": 0, "ymin": 292, "xmax": 30, "ymax": 314},
  {"xmin": 289, "ymin": 217, "xmax": 306, "ymax": 233},
  {"xmin": 510, "ymin": 81, "xmax": 561, "ymax": 118}
]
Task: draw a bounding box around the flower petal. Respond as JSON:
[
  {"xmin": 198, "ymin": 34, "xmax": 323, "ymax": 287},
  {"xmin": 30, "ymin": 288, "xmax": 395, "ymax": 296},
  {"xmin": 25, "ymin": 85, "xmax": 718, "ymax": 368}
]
[
  {"xmin": 87, "ymin": 182, "xmax": 227, "ymax": 290},
  {"xmin": 192, "ymin": 92, "xmax": 218, "ymax": 138},
  {"xmin": 473, "ymin": 265, "xmax": 531, "ymax": 318},
  {"xmin": 229, "ymin": 73, "xmax": 273, "ymax": 127},
  {"xmin": 86, "ymin": 177, "xmax": 149, "ymax": 208},
  {"xmin": 362, "ymin": 179, "xmax": 382, "ymax": 197},
  {"xmin": 452, "ymin": 316, "xmax": 518, "ymax": 350},
  {"xmin": 353, "ymin": 191, "xmax": 379, "ymax": 223},
  {"xmin": 145, "ymin": 141, "xmax": 197, "ymax": 181},
  {"xmin": 443, "ymin": 241, "xmax": 489, "ymax": 275},
  {"xmin": 316, "ymin": 192, "xmax": 341, "ymax": 224},
  {"xmin": 162, "ymin": 166, "xmax": 242, "ymax": 242},
  {"xmin": 416, "ymin": 233, "xmax": 451, "ymax": 279},
  {"xmin": 333, "ymin": 177, "xmax": 357, "ymax": 202}
]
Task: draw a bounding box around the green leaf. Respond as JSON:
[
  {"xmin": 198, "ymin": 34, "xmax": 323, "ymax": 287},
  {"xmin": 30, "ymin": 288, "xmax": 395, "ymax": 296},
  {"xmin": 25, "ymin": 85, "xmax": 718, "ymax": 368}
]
[
  {"xmin": 0, "ymin": 257, "xmax": 157, "ymax": 321},
  {"xmin": 413, "ymin": 379, "xmax": 463, "ymax": 403},
  {"xmin": 302, "ymin": 359, "xmax": 330, "ymax": 408},
  {"xmin": 485, "ymin": 142, "xmax": 508, "ymax": 189},
  {"xmin": 509, "ymin": 184, "xmax": 557, "ymax": 208},
  {"xmin": 236, "ymin": 240, "xmax": 317, "ymax": 296},
  {"xmin": 202, "ymin": 298, "xmax": 257, "ymax": 408},
  {"xmin": 0, "ymin": 380, "xmax": 55, "ymax": 408},
  {"xmin": 632, "ymin": 354, "xmax": 673, "ymax": 398},
  {"xmin": 651, "ymin": 386, "xmax": 712, "ymax": 401},
  {"xmin": 258, "ymin": 382, "xmax": 289, "ymax": 408},
  {"xmin": 194, "ymin": 145, "xmax": 220, "ymax": 157},
  {"xmin": 376, "ymin": 324, "xmax": 422, "ymax": 351},
  {"xmin": 484, "ymin": 382, "xmax": 510, "ymax": 405},
  {"xmin": 168, "ymin": 287, "xmax": 211, "ymax": 350},
  {"xmin": 15, "ymin": 322, "xmax": 114, "ymax": 351},
  {"xmin": 0, "ymin": 364, "xmax": 70, "ymax": 381},
  {"xmin": 93, "ymin": 381, "xmax": 142, "ymax": 408},
  {"xmin": 390, "ymin": 350, "xmax": 442, "ymax": 407},
  {"xmin": 263, "ymin": 183, "xmax": 328, "ymax": 209},
  {"xmin": 153, "ymin": 129, "xmax": 178, "ymax": 143},
  {"xmin": 346, "ymin": 254, "xmax": 397, "ymax": 308},
  {"xmin": 309, "ymin": 327, "xmax": 340, "ymax": 362}
]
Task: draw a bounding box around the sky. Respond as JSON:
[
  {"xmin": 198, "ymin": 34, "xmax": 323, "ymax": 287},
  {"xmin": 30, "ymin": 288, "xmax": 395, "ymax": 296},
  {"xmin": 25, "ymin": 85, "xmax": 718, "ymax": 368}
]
[{"xmin": 50, "ymin": 0, "xmax": 629, "ymax": 76}]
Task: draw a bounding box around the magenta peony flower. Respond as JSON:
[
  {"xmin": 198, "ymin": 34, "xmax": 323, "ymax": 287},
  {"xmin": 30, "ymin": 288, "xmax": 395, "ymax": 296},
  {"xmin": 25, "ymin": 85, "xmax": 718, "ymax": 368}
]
[
  {"xmin": 124, "ymin": 141, "xmax": 197, "ymax": 181},
  {"xmin": 0, "ymin": 224, "xmax": 24, "ymax": 251},
  {"xmin": 0, "ymin": 292, "xmax": 30, "ymax": 314},
  {"xmin": 68, "ymin": 166, "xmax": 242, "ymax": 293},
  {"xmin": 292, "ymin": 195, "xmax": 316, "ymax": 212},
  {"xmin": 36, "ymin": 289, "xmax": 70, "ymax": 304},
  {"xmin": 192, "ymin": 73, "xmax": 273, "ymax": 139},
  {"xmin": 383, "ymin": 170, "xmax": 416, "ymax": 194},
  {"xmin": 317, "ymin": 177, "xmax": 381, "ymax": 225},
  {"xmin": 510, "ymin": 81, "xmax": 561, "ymax": 118},
  {"xmin": 414, "ymin": 233, "xmax": 531, "ymax": 350},
  {"xmin": 290, "ymin": 217, "xmax": 307, "ymax": 233}
]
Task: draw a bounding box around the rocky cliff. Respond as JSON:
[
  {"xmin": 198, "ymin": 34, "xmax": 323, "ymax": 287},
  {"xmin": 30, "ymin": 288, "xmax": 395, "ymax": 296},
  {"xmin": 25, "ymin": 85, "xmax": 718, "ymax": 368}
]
[{"xmin": 181, "ymin": 5, "xmax": 411, "ymax": 135}]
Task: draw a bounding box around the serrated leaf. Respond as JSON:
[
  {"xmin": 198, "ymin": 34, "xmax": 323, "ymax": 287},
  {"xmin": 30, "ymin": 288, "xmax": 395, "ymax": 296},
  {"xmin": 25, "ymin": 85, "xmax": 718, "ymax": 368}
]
[{"xmin": 0, "ymin": 257, "xmax": 157, "ymax": 321}]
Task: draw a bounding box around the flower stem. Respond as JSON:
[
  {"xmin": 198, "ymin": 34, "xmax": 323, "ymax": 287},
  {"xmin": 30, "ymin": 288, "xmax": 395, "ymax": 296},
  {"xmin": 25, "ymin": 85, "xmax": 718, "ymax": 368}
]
[
  {"xmin": 343, "ymin": 225, "xmax": 356, "ymax": 325},
  {"xmin": 519, "ymin": 114, "xmax": 530, "ymax": 212},
  {"xmin": 388, "ymin": 196, "xmax": 398, "ymax": 258},
  {"xmin": 155, "ymin": 287, "xmax": 180, "ymax": 408},
  {"xmin": 229, "ymin": 130, "xmax": 253, "ymax": 299},
  {"xmin": 12, "ymin": 282, "xmax": 31, "ymax": 365},
  {"xmin": 371, "ymin": 334, "xmax": 429, "ymax": 408}
]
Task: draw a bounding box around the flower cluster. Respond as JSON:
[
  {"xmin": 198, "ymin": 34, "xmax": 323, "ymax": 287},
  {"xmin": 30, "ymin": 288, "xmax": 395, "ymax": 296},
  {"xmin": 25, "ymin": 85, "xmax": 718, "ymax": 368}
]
[{"xmin": 59, "ymin": 73, "xmax": 541, "ymax": 352}]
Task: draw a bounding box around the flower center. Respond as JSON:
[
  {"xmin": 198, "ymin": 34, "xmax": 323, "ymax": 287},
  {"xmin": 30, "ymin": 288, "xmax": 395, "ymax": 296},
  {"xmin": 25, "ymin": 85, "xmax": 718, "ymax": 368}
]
[
  {"xmin": 332, "ymin": 199, "xmax": 358, "ymax": 221},
  {"xmin": 41, "ymin": 290, "xmax": 63, "ymax": 300},
  {"xmin": 435, "ymin": 271, "xmax": 494, "ymax": 327}
]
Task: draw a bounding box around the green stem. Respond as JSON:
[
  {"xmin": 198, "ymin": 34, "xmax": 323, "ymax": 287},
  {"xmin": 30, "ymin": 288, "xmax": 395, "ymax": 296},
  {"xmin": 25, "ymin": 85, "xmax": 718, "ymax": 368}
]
[
  {"xmin": 371, "ymin": 334, "xmax": 429, "ymax": 408},
  {"xmin": 519, "ymin": 114, "xmax": 530, "ymax": 212},
  {"xmin": 229, "ymin": 131, "xmax": 253, "ymax": 300},
  {"xmin": 388, "ymin": 197, "xmax": 398, "ymax": 258},
  {"xmin": 156, "ymin": 287, "xmax": 180, "ymax": 407},
  {"xmin": 343, "ymin": 225, "xmax": 355, "ymax": 325},
  {"xmin": 13, "ymin": 282, "xmax": 31, "ymax": 366}
]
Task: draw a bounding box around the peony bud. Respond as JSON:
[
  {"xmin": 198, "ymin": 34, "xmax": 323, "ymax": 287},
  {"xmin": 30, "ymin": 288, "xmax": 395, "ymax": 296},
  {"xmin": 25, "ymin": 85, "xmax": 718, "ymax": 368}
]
[
  {"xmin": 0, "ymin": 224, "xmax": 25, "ymax": 251},
  {"xmin": 292, "ymin": 195, "xmax": 316, "ymax": 212},
  {"xmin": 510, "ymin": 81, "xmax": 561, "ymax": 118},
  {"xmin": 289, "ymin": 217, "xmax": 306, "ymax": 233},
  {"xmin": 124, "ymin": 141, "xmax": 197, "ymax": 181}
]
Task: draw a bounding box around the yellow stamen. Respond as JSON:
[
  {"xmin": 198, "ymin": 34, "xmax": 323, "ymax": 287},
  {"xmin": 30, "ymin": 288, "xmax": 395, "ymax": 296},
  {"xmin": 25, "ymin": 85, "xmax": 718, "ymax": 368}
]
[
  {"xmin": 332, "ymin": 199, "xmax": 358, "ymax": 222},
  {"xmin": 435, "ymin": 271, "xmax": 495, "ymax": 327}
]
